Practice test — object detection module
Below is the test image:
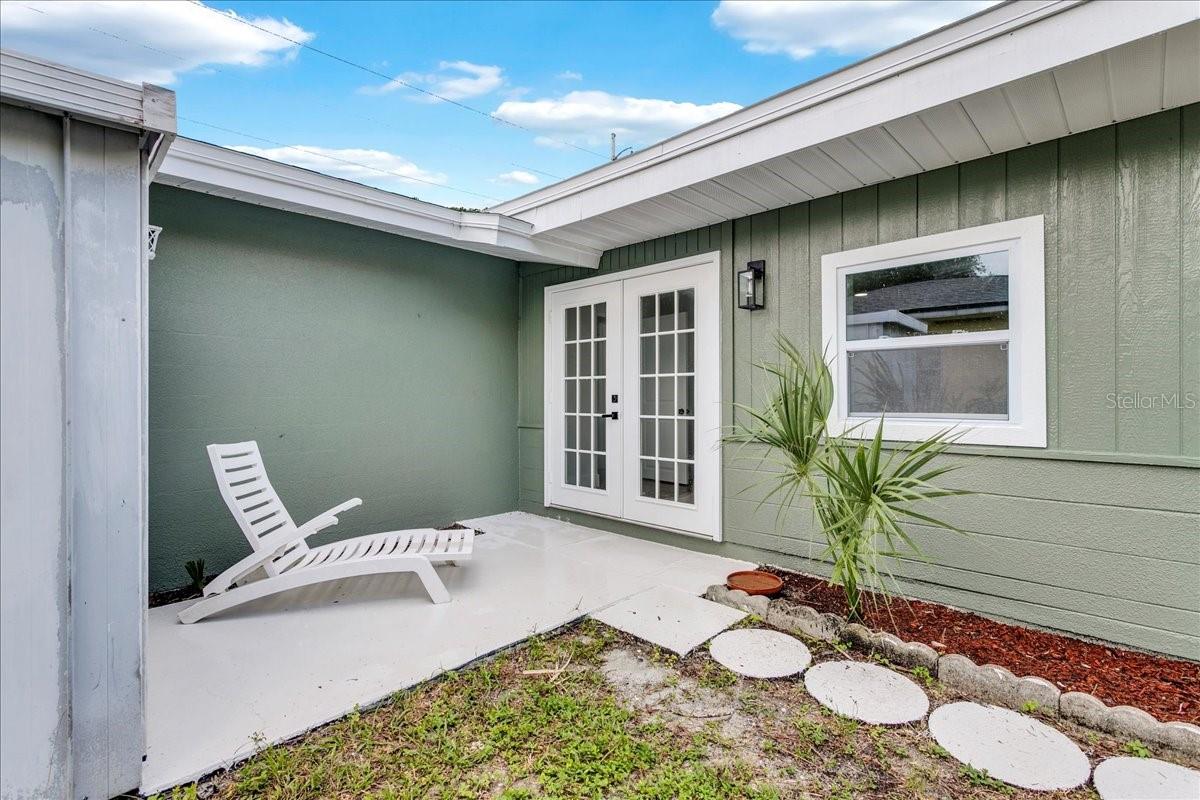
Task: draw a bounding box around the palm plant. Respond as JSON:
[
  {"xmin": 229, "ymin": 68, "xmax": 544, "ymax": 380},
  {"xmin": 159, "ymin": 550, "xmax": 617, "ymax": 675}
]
[{"xmin": 724, "ymin": 335, "xmax": 969, "ymax": 621}]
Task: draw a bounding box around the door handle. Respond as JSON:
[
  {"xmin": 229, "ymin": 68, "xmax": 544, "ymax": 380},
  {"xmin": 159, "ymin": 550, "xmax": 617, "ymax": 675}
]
[{"xmin": 602, "ymin": 411, "xmax": 619, "ymax": 420}]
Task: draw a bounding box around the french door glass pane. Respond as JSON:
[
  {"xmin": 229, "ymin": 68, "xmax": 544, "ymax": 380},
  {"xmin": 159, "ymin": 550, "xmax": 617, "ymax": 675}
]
[
  {"xmin": 678, "ymin": 289, "xmax": 694, "ymax": 329},
  {"xmin": 658, "ymin": 334, "xmax": 674, "ymax": 373},
  {"xmin": 637, "ymin": 289, "xmax": 695, "ymax": 505},
  {"xmin": 641, "ymin": 378, "xmax": 655, "ymax": 415},
  {"xmin": 658, "ymin": 292, "xmax": 675, "ymax": 331},
  {"xmin": 563, "ymin": 299, "xmax": 611, "ymax": 494},
  {"xmin": 640, "ymin": 296, "xmax": 655, "ymax": 333},
  {"xmin": 677, "ymin": 463, "xmax": 695, "ymax": 504},
  {"xmin": 579, "ymin": 452, "xmax": 591, "ymax": 488}
]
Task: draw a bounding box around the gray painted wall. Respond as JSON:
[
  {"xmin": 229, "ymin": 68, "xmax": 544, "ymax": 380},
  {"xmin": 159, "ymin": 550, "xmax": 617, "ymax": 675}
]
[
  {"xmin": 1, "ymin": 104, "xmax": 146, "ymax": 800},
  {"xmin": 147, "ymin": 185, "xmax": 520, "ymax": 592},
  {"xmin": 516, "ymin": 107, "xmax": 1200, "ymax": 659}
]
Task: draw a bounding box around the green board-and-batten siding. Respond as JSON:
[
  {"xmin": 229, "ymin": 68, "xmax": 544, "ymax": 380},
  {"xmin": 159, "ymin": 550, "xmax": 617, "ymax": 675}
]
[
  {"xmin": 516, "ymin": 106, "xmax": 1200, "ymax": 659},
  {"xmin": 148, "ymin": 185, "xmax": 520, "ymax": 592}
]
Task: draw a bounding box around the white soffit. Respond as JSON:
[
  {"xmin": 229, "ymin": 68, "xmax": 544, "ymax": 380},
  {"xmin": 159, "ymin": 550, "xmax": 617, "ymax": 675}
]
[
  {"xmin": 492, "ymin": 1, "xmax": 1200, "ymax": 252},
  {"xmin": 155, "ymin": 138, "xmax": 601, "ymax": 267}
]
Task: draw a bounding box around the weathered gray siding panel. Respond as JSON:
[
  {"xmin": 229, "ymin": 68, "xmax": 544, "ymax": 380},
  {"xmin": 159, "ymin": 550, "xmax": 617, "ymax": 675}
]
[
  {"xmin": 1, "ymin": 105, "xmax": 147, "ymax": 800},
  {"xmin": 67, "ymin": 121, "xmax": 146, "ymax": 800},
  {"xmin": 1, "ymin": 103, "xmax": 71, "ymax": 800},
  {"xmin": 516, "ymin": 107, "xmax": 1200, "ymax": 658},
  {"xmin": 148, "ymin": 186, "xmax": 520, "ymax": 592}
]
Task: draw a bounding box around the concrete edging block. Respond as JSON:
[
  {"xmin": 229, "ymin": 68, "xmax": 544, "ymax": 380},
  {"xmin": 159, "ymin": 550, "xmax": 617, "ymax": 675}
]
[{"xmin": 703, "ymin": 584, "xmax": 1200, "ymax": 758}]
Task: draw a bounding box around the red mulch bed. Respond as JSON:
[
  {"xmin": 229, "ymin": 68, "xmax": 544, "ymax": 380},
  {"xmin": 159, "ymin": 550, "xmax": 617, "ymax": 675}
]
[{"xmin": 764, "ymin": 567, "xmax": 1200, "ymax": 724}]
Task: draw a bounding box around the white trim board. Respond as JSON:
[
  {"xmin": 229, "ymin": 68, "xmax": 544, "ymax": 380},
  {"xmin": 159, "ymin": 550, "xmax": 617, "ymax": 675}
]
[
  {"xmin": 156, "ymin": 138, "xmax": 602, "ymax": 268},
  {"xmin": 1, "ymin": 49, "xmax": 175, "ymax": 136}
]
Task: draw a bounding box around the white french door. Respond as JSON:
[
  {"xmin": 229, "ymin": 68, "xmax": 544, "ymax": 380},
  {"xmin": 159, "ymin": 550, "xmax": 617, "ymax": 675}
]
[
  {"xmin": 545, "ymin": 252, "xmax": 721, "ymax": 539},
  {"xmin": 547, "ymin": 280, "xmax": 623, "ymax": 518}
]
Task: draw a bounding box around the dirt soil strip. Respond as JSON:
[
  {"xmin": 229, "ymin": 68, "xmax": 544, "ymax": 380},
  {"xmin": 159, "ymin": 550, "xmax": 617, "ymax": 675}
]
[{"xmin": 765, "ymin": 567, "xmax": 1200, "ymax": 725}]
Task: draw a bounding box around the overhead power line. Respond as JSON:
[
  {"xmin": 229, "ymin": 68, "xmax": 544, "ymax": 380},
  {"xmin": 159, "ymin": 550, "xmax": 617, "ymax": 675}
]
[
  {"xmin": 510, "ymin": 163, "xmax": 565, "ymax": 181},
  {"xmin": 188, "ymin": 0, "xmax": 606, "ymax": 159},
  {"xmin": 17, "ymin": 2, "xmax": 527, "ymax": 204}
]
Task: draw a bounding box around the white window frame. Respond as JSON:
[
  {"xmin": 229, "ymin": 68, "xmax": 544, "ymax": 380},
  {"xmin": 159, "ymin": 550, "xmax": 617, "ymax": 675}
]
[{"xmin": 821, "ymin": 215, "xmax": 1046, "ymax": 448}]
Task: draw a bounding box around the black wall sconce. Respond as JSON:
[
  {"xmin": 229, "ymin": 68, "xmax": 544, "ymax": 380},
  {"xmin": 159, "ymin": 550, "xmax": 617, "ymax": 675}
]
[{"xmin": 738, "ymin": 260, "xmax": 765, "ymax": 310}]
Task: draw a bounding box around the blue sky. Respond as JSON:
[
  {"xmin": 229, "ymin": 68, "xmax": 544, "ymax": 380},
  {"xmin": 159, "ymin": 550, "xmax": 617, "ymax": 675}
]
[{"xmin": 3, "ymin": 1, "xmax": 993, "ymax": 207}]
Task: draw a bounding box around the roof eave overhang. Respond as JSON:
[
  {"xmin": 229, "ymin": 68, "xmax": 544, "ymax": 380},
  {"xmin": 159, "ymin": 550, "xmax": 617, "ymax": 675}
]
[
  {"xmin": 489, "ymin": 0, "xmax": 1200, "ymax": 249},
  {"xmin": 1, "ymin": 48, "xmax": 177, "ymax": 180},
  {"xmin": 155, "ymin": 138, "xmax": 601, "ymax": 267}
]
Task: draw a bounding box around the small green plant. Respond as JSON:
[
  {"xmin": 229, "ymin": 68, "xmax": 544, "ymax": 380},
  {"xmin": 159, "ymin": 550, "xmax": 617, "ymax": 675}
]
[
  {"xmin": 959, "ymin": 764, "xmax": 1013, "ymax": 793},
  {"xmin": 1020, "ymin": 699, "xmax": 1041, "ymax": 714},
  {"xmin": 184, "ymin": 559, "xmax": 206, "ymax": 593},
  {"xmin": 792, "ymin": 717, "xmax": 829, "ymax": 752},
  {"xmin": 1123, "ymin": 739, "xmax": 1152, "ymax": 758},
  {"xmin": 921, "ymin": 741, "xmax": 952, "ymax": 759},
  {"xmin": 911, "ymin": 665, "xmax": 935, "ymax": 688},
  {"xmin": 723, "ymin": 336, "xmax": 969, "ymax": 621},
  {"xmin": 697, "ymin": 661, "xmax": 737, "ymax": 690}
]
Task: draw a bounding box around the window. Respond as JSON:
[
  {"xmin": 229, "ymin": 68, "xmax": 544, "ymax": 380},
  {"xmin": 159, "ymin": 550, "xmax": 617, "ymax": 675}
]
[{"xmin": 821, "ymin": 216, "xmax": 1046, "ymax": 447}]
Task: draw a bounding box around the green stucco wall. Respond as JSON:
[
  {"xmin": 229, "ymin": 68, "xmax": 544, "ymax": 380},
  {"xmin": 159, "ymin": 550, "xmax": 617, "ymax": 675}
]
[
  {"xmin": 148, "ymin": 185, "xmax": 519, "ymax": 592},
  {"xmin": 516, "ymin": 106, "xmax": 1200, "ymax": 658}
]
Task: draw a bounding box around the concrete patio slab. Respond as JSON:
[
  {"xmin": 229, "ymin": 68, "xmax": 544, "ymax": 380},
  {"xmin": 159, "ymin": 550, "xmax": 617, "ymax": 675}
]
[
  {"xmin": 142, "ymin": 512, "xmax": 744, "ymax": 793},
  {"xmin": 589, "ymin": 585, "xmax": 746, "ymax": 655},
  {"xmin": 928, "ymin": 702, "xmax": 1092, "ymax": 791}
]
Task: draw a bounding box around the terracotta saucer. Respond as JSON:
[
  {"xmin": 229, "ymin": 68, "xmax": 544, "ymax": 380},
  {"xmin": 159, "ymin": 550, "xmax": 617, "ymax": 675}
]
[{"xmin": 726, "ymin": 570, "xmax": 783, "ymax": 596}]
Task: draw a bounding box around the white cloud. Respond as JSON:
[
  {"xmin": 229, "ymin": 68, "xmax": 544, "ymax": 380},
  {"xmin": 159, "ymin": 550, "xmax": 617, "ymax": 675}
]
[
  {"xmin": 496, "ymin": 170, "xmax": 540, "ymax": 185},
  {"xmin": 362, "ymin": 60, "xmax": 504, "ymax": 101},
  {"xmin": 230, "ymin": 145, "xmax": 446, "ymax": 189},
  {"xmin": 0, "ymin": 1, "xmax": 313, "ymax": 85},
  {"xmin": 712, "ymin": 0, "xmax": 997, "ymax": 61},
  {"xmin": 557, "ymin": 70, "xmax": 584, "ymax": 81},
  {"xmin": 495, "ymin": 90, "xmax": 742, "ymax": 149}
]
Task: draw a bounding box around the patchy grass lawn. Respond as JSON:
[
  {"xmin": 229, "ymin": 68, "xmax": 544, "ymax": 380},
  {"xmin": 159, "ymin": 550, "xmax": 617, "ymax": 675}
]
[{"xmin": 154, "ymin": 619, "xmax": 1192, "ymax": 799}]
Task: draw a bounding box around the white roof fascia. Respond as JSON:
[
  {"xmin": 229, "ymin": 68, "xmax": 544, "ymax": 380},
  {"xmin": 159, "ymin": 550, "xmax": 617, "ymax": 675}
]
[
  {"xmin": 1, "ymin": 49, "xmax": 177, "ymax": 181},
  {"xmin": 155, "ymin": 138, "xmax": 601, "ymax": 267},
  {"xmin": 1, "ymin": 48, "xmax": 176, "ymax": 136},
  {"xmin": 490, "ymin": 0, "xmax": 1199, "ymax": 232}
]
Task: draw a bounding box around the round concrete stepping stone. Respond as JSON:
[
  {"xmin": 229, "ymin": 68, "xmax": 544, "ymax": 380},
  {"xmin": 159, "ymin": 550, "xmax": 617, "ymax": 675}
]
[
  {"xmin": 928, "ymin": 702, "xmax": 1091, "ymax": 791},
  {"xmin": 1093, "ymin": 757, "xmax": 1200, "ymax": 800},
  {"xmin": 708, "ymin": 628, "xmax": 812, "ymax": 678},
  {"xmin": 803, "ymin": 660, "xmax": 928, "ymax": 724}
]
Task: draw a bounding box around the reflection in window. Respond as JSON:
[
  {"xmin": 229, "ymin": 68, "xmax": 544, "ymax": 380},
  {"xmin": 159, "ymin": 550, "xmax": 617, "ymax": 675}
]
[
  {"xmin": 848, "ymin": 345, "xmax": 1008, "ymax": 418},
  {"xmin": 845, "ymin": 252, "xmax": 1008, "ymax": 341}
]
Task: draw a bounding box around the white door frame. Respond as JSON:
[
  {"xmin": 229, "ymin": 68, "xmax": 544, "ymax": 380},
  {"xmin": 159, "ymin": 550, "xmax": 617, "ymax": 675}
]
[{"xmin": 543, "ymin": 250, "xmax": 722, "ymax": 541}]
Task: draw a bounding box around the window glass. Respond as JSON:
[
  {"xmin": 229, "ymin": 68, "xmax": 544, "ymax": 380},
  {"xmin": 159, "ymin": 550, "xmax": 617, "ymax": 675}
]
[
  {"xmin": 847, "ymin": 344, "xmax": 1008, "ymax": 418},
  {"xmin": 845, "ymin": 251, "xmax": 1009, "ymax": 341}
]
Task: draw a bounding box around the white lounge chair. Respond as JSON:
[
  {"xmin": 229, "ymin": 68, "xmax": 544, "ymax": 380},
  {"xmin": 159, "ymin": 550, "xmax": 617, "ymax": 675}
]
[{"xmin": 178, "ymin": 441, "xmax": 472, "ymax": 623}]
